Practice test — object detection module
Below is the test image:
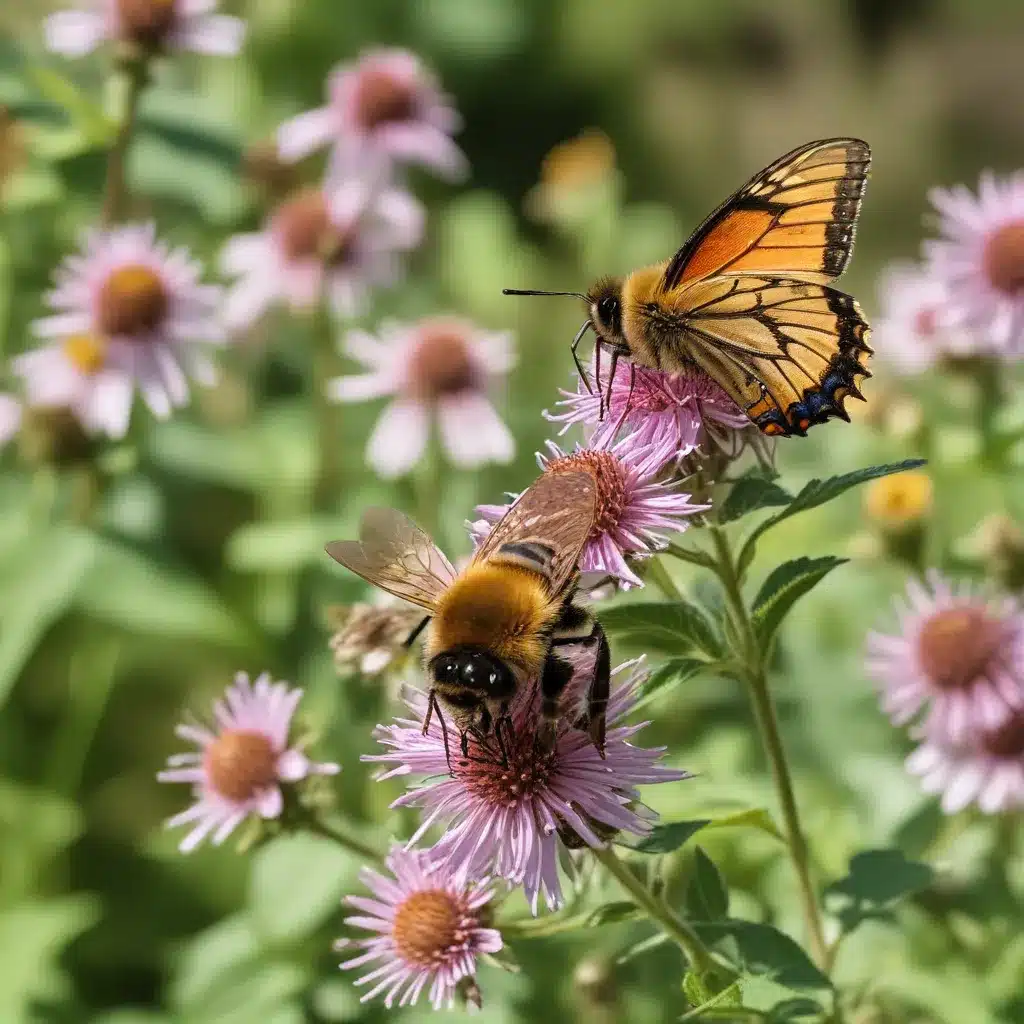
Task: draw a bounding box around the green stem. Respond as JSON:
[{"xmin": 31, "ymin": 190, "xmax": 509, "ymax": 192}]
[
  {"xmin": 101, "ymin": 57, "xmax": 148, "ymax": 225},
  {"xmin": 593, "ymin": 846, "xmax": 718, "ymax": 975},
  {"xmin": 312, "ymin": 302, "xmax": 341, "ymax": 509},
  {"xmin": 304, "ymin": 815, "xmax": 382, "ymax": 864},
  {"xmin": 645, "ymin": 555, "xmax": 683, "ymax": 601},
  {"xmin": 708, "ymin": 526, "xmax": 829, "ymax": 970}
]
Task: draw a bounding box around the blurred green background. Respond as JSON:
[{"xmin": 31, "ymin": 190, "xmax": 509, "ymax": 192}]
[{"xmin": 1, "ymin": 1, "xmax": 1024, "ymax": 1022}]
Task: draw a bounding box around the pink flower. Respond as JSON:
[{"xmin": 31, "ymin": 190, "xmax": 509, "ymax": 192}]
[
  {"xmin": 866, "ymin": 571, "xmax": 1024, "ymax": 747},
  {"xmin": 220, "ymin": 181, "xmax": 423, "ymax": 330},
  {"xmin": 45, "ymin": 0, "xmax": 244, "ymax": 59},
  {"xmin": 923, "ymin": 170, "xmax": 1024, "ymax": 351},
  {"xmin": 337, "ymin": 847, "xmax": 502, "ymax": 1010},
  {"xmin": 27, "ymin": 223, "xmax": 224, "ymax": 437},
  {"xmin": 0, "ymin": 394, "xmax": 22, "ymax": 449},
  {"xmin": 278, "ymin": 48, "xmax": 467, "ymax": 183},
  {"xmin": 157, "ymin": 671, "xmax": 339, "ymax": 852},
  {"xmin": 367, "ymin": 661, "xmax": 690, "ymax": 912},
  {"xmin": 328, "ymin": 316, "xmax": 515, "ymax": 479},
  {"xmin": 471, "ymin": 435, "xmax": 707, "ymax": 589}
]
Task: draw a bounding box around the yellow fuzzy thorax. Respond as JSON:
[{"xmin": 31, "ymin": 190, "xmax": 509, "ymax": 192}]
[{"xmin": 427, "ymin": 562, "xmax": 560, "ymax": 673}]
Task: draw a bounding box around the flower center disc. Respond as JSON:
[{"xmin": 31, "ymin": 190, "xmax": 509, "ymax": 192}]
[
  {"xmin": 983, "ymin": 220, "xmax": 1024, "ymax": 296},
  {"xmin": 392, "ymin": 890, "xmax": 463, "ymax": 965},
  {"xmin": 275, "ymin": 188, "xmax": 351, "ymax": 265},
  {"xmin": 913, "ymin": 307, "xmax": 938, "ymax": 338},
  {"xmin": 547, "ymin": 450, "xmax": 628, "ymax": 538},
  {"xmin": 407, "ymin": 323, "xmax": 478, "ymax": 399},
  {"xmin": 981, "ymin": 711, "xmax": 1024, "ymax": 759},
  {"xmin": 204, "ymin": 729, "xmax": 278, "ymax": 801},
  {"xmin": 98, "ymin": 264, "xmax": 169, "ymax": 337},
  {"xmin": 116, "ymin": 0, "xmax": 178, "ymax": 47},
  {"xmin": 354, "ymin": 69, "xmax": 416, "ymax": 131},
  {"xmin": 917, "ymin": 607, "xmax": 1003, "ymax": 691},
  {"xmin": 62, "ymin": 333, "xmax": 108, "ymax": 375}
]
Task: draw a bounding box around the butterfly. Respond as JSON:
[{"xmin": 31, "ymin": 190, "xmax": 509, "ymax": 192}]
[{"xmin": 505, "ymin": 137, "xmax": 873, "ymax": 437}]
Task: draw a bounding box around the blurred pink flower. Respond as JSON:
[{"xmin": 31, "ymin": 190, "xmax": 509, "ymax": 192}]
[
  {"xmin": 471, "ymin": 435, "xmax": 706, "ymax": 589},
  {"xmin": 0, "ymin": 394, "xmax": 22, "ymax": 448},
  {"xmin": 866, "ymin": 571, "xmax": 1024, "ymax": 747},
  {"xmin": 367, "ymin": 661, "xmax": 689, "ymax": 912},
  {"xmin": 906, "ymin": 710, "xmax": 1024, "ymax": 814},
  {"xmin": 337, "ymin": 846, "xmax": 502, "ymax": 1010},
  {"xmin": 45, "ymin": 0, "xmax": 244, "ymax": 58},
  {"xmin": 278, "ymin": 48, "xmax": 467, "ymax": 183},
  {"xmin": 220, "ymin": 181, "xmax": 424, "ymax": 330},
  {"xmin": 328, "ymin": 316, "xmax": 515, "ymax": 479},
  {"xmin": 28, "ymin": 223, "xmax": 224, "ymax": 437},
  {"xmin": 924, "ymin": 170, "xmax": 1024, "ymax": 351},
  {"xmin": 158, "ymin": 671, "xmax": 339, "ymax": 852}
]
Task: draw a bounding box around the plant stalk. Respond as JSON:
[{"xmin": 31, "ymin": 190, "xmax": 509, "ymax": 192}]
[
  {"xmin": 312, "ymin": 301, "xmax": 341, "ymax": 508},
  {"xmin": 304, "ymin": 815, "xmax": 382, "ymax": 864},
  {"xmin": 102, "ymin": 57, "xmax": 149, "ymax": 225}
]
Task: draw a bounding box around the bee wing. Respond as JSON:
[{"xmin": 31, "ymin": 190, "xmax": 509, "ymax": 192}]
[
  {"xmin": 326, "ymin": 507, "xmax": 456, "ymax": 612},
  {"xmin": 472, "ymin": 471, "xmax": 597, "ymax": 594}
]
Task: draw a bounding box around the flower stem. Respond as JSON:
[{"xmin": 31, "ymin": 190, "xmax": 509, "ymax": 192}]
[
  {"xmin": 304, "ymin": 815, "xmax": 382, "ymax": 864},
  {"xmin": 102, "ymin": 56, "xmax": 149, "ymax": 225},
  {"xmin": 708, "ymin": 526, "xmax": 829, "ymax": 969},
  {"xmin": 593, "ymin": 845, "xmax": 718, "ymax": 975},
  {"xmin": 312, "ymin": 301, "xmax": 341, "ymax": 509}
]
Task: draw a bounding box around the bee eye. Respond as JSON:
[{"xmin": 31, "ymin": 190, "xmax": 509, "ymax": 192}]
[{"xmin": 598, "ymin": 295, "xmax": 619, "ymax": 326}]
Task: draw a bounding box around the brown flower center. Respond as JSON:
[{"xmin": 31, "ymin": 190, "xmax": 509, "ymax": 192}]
[
  {"xmin": 274, "ymin": 187, "xmax": 352, "ymax": 265},
  {"xmin": 913, "ymin": 307, "xmax": 938, "ymax": 338},
  {"xmin": 392, "ymin": 890, "xmax": 467, "ymax": 966},
  {"xmin": 980, "ymin": 712, "xmax": 1024, "ymax": 759},
  {"xmin": 353, "ymin": 69, "xmax": 417, "ymax": 132},
  {"xmin": 547, "ymin": 450, "xmax": 628, "ymax": 540},
  {"xmin": 62, "ymin": 333, "xmax": 108, "ymax": 375},
  {"xmin": 457, "ymin": 719, "xmax": 557, "ymax": 805},
  {"xmin": 97, "ymin": 264, "xmax": 169, "ymax": 338},
  {"xmin": 918, "ymin": 607, "xmax": 1004, "ymax": 692},
  {"xmin": 204, "ymin": 729, "xmax": 278, "ymax": 802},
  {"xmin": 116, "ymin": 0, "xmax": 178, "ymax": 48},
  {"xmin": 406, "ymin": 322, "xmax": 478, "ymax": 400},
  {"xmin": 982, "ymin": 220, "xmax": 1024, "ymax": 296}
]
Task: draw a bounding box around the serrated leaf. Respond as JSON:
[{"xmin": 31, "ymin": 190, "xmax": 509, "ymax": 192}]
[
  {"xmin": 751, "ymin": 556, "xmax": 847, "ymax": 645},
  {"xmin": 586, "ymin": 901, "xmax": 641, "ymax": 926},
  {"xmin": 627, "ymin": 819, "xmax": 710, "ymax": 854},
  {"xmin": 686, "ymin": 848, "xmax": 729, "ymax": 921},
  {"xmin": 719, "ymin": 475, "xmax": 793, "ymax": 524},
  {"xmin": 600, "ymin": 601, "xmax": 722, "ymax": 659},
  {"xmin": 696, "ymin": 920, "xmax": 832, "ymax": 990}
]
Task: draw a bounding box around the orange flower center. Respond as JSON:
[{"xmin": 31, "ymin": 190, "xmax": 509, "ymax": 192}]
[
  {"xmin": 406, "ymin": 322, "xmax": 479, "ymax": 399},
  {"xmin": 353, "ymin": 69, "xmax": 416, "ymax": 132},
  {"xmin": 116, "ymin": 0, "xmax": 178, "ymax": 47},
  {"xmin": 980, "ymin": 711, "xmax": 1024, "ymax": 759},
  {"xmin": 982, "ymin": 220, "xmax": 1024, "ymax": 296},
  {"xmin": 204, "ymin": 729, "xmax": 278, "ymax": 802},
  {"xmin": 547, "ymin": 449, "xmax": 627, "ymax": 540},
  {"xmin": 62, "ymin": 333, "xmax": 108, "ymax": 375},
  {"xmin": 392, "ymin": 889, "xmax": 467, "ymax": 966},
  {"xmin": 917, "ymin": 607, "xmax": 1003, "ymax": 692},
  {"xmin": 275, "ymin": 187, "xmax": 352, "ymax": 265},
  {"xmin": 97, "ymin": 264, "xmax": 169, "ymax": 338}
]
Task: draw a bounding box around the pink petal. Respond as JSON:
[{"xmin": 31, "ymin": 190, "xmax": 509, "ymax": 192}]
[{"xmin": 366, "ymin": 399, "xmax": 429, "ymax": 479}]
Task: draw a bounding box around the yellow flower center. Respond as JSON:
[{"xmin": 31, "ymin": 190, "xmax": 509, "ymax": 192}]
[
  {"xmin": 353, "ymin": 69, "xmax": 416, "ymax": 132},
  {"xmin": 547, "ymin": 449, "xmax": 627, "ymax": 540},
  {"xmin": 204, "ymin": 729, "xmax": 278, "ymax": 802},
  {"xmin": 62, "ymin": 333, "xmax": 108, "ymax": 375},
  {"xmin": 392, "ymin": 889, "xmax": 466, "ymax": 966},
  {"xmin": 275, "ymin": 187, "xmax": 352, "ymax": 265},
  {"xmin": 406, "ymin": 320, "xmax": 478, "ymax": 400},
  {"xmin": 116, "ymin": 0, "xmax": 178, "ymax": 47},
  {"xmin": 918, "ymin": 607, "xmax": 1003, "ymax": 692},
  {"xmin": 863, "ymin": 470, "xmax": 933, "ymax": 529},
  {"xmin": 97, "ymin": 264, "xmax": 170, "ymax": 338},
  {"xmin": 982, "ymin": 220, "xmax": 1024, "ymax": 296}
]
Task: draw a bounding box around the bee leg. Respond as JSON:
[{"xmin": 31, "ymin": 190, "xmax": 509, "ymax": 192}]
[
  {"xmin": 571, "ymin": 320, "xmax": 594, "ymax": 394},
  {"xmin": 586, "ymin": 624, "xmax": 611, "ymax": 757},
  {"xmin": 403, "ymin": 615, "xmax": 431, "ymax": 648},
  {"xmin": 603, "ymin": 347, "xmax": 620, "ymax": 423},
  {"xmin": 536, "ymin": 653, "xmax": 574, "ymax": 753},
  {"xmin": 494, "ymin": 713, "xmax": 512, "ymax": 769},
  {"xmin": 423, "ymin": 690, "xmax": 455, "ymax": 777},
  {"xmin": 595, "ymin": 342, "xmax": 604, "ymax": 417}
]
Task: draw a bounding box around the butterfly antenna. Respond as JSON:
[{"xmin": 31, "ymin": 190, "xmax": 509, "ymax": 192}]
[{"xmin": 502, "ymin": 288, "xmax": 588, "ymax": 299}]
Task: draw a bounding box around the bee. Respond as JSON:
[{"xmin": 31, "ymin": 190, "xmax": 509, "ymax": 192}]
[
  {"xmin": 505, "ymin": 137, "xmax": 873, "ymax": 438},
  {"xmin": 325, "ymin": 471, "xmax": 610, "ymax": 771}
]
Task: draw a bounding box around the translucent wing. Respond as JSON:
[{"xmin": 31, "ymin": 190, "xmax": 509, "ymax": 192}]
[
  {"xmin": 473, "ymin": 471, "xmax": 597, "ymax": 595},
  {"xmin": 661, "ymin": 138, "xmax": 870, "ymax": 292},
  {"xmin": 325, "ymin": 507, "xmax": 456, "ymax": 612}
]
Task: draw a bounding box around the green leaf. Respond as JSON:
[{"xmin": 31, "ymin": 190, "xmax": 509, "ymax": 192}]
[
  {"xmin": 766, "ymin": 997, "xmax": 824, "ymax": 1022},
  {"xmin": 695, "ymin": 920, "xmax": 832, "ymax": 990},
  {"xmin": 600, "ymin": 600, "xmax": 722, "ymax": 659},
  {"xmin": 751, "ymin": 556, "xmax": 848, "ymax": 645},
  {"xmin": 632, "ymin": 657, "xmax": 709, "ymax": 712},
  {"xmin": 169, "ymin": 915, "xmax": 261, "ymax": 1010},
  {"xmin": 685, "ymin": 848, "xmax": 729, "ymax": 921},
  {"xmin": 25, "ymin": 66, "xmax": 113, "ymax": 145},
  {"xmin": 703, "ymin": 807, "xmax": 784, "ymax": 843},
  {"xmin": 627, "ymin": 819, "xmax": 710, "ymax": 854},
  {"xmin": 585, "ymin": 901, "xmax": 641, "ymax": 926},
  {"xmin": 719, "ymin": 474, "xmax": 793, "ymax": 524},
  {"xmin": 226, "ymin": 517, "xmax": 346, "ymax": 573},
  {"xmin": 680, "ymin": 980, "xmax": 743, "ymax": 1021},
  {"xmin": 737, "ymin": 459, "xmax": 927, "ymax": 572}
]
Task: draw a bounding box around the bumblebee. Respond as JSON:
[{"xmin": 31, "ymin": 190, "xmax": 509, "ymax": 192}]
[
  {"xmin": 325, "ymin": 471, "xmax": 610, "ymax": 770},
  {"xmin": 505, "ymin": 138, "xmax": 872, "ymax": 438}
]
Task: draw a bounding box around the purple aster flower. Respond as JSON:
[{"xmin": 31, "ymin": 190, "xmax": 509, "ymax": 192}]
[
  {"xmin": 471, "ymin": 435, "xmax": 706, "ymax": 589},
  {"xmin": 45, "ymin": 0, "xmax": 244, "ymax": 59},
  {"xmin": 327, "ymin": 316, "xmax": 515, "ymax": 479},
  {"xmin": 923, "ymin": 170, "xmax": 1024, "ymax": 351},
  {"xmin": 337, "ymin": 846, "xmax": 502, "ymax": 1010},
  {"xmin": 0, "ymin": 394, "xmax": 22, "ymax": 449},
  {"xmin": 367, "ymin": 660, "xmax": 690, "ymax": 912},
  {"xmin": 158, "ymin": 671, "xmax": 339, "ymax": 852},
  {"xmin": 866, "ymin": 571, "xmax": 1024, "ymax": 747},
  {"xmin": 220, "ymin": 180, "xmax": 423, "ymax": 330},
  {"xmin": 28, "ymin": 222, "xmax": 224, "ymax": 437},
  {"xmin": 906, "ymin": 710, "xmax": 1024, "ymax": 814},
  {"xmin": 277, "ymin": 48, "xmax": 467, "ymax": 183}
]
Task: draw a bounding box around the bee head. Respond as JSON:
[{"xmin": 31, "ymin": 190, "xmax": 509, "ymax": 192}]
[
  {"xmin": 430, "ymin": 649, "xmax": 516, "ymax": 699},
  {"xmin": 586, "ymin": 277, "xmax": 626, "ymax": 350}
]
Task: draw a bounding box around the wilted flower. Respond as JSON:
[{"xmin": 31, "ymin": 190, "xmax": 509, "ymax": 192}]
[
  {"xmin": 866, "ymin": 571, "xmax": 1024, "ymax": 747},
  {"xmin": 277, "ymin": 48, "xmax": 467, "ymax": 183},
  {"xmin": 367, "ymin": 661, "xmax": 689, "ymax": 912},
  {"xmin": 924, "ymin": 170, "xmax": 1024, "ymax": 351},
  {"xmin": 29, "ymin": 223, "xmax": 224, "ymax": 437},
  {"xmin": 906, "ymin": 710, "xmax": 1024, "ymax": 814},
  {"xmin": 337, "ymin": 847, "xmax": 502, "ymax": 1010},
  {"xmin": 158, "ymin": 671, "xmax": 339, "ymax": 852},
  {"xmin": 220, "ymin": 181, "xmax": 423, "ymax": 330},
  {"xmin": 472, "ymin": 435, "xmax": 706, "ymax": 588},
  {"xmin": 0, "ymin": 394, "xmax": 22, "ymax": 449},
  {"xmin": 45, "ymin": 0, "xmax": 244, "ymax": 59},
  {"xmin": 328, "ymin": 317, "xmax": 515, "ymax": 479},
  {"xmin": 328, "ymin": 599, "xmax": 425, "ymax": 676}
]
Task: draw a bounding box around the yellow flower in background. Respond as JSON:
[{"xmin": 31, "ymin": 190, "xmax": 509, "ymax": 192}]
[
  {"xmin": 864, "ymin": 469, "xmax": 933, "ymax": 532},
  {"xmin": 526, "ymin": 129, "xmax": 617, "ymax": 224}
]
